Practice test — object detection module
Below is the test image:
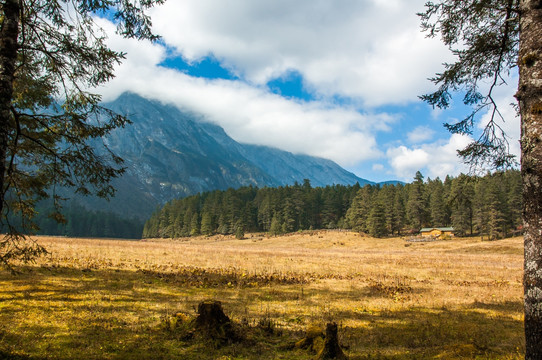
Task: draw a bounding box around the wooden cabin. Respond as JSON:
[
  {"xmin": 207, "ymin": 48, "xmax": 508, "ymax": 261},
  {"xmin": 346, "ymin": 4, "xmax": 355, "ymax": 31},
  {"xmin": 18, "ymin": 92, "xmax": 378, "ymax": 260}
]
[{"xmin": 419, "ymin": 227, "xmax": 455, "ymax": 238}]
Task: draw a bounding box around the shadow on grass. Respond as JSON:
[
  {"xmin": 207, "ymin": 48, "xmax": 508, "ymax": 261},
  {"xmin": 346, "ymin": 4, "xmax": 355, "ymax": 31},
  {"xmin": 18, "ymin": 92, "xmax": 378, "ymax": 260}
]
[
  {"xmin": 0, "ymin": 267, "xmax": 524, "ymax": 359},
  {"xmin": 339, "ymin": 304, "xmax": 524, "ymax": 359},
  {"xmin": 0, "ymin": 350, "xmax": 46, "ymax": 360}
]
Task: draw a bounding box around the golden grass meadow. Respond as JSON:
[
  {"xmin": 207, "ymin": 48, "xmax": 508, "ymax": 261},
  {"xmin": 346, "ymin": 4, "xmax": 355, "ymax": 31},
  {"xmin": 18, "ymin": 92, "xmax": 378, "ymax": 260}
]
[{"xmin": 0, "ymin": 231, "xmax": 524, "ymax": 359}]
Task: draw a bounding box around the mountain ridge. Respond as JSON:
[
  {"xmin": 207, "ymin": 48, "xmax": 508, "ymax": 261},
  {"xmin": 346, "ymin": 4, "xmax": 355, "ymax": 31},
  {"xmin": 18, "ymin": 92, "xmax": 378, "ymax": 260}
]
[
  {"xmin": 37, "ymin": 92, "xmax": 403, "ymax": 238},
  {"xmin": 39, "ymin": 93, "xmax": 408, "ymax": 237},
  {"xmin": 76, "ymin": 92, "xmax": 374, "ymax": 218}
]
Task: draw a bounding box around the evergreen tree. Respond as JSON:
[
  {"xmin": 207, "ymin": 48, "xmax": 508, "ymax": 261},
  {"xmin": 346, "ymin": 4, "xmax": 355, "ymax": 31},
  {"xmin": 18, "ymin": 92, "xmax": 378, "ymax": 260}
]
[
  {"xmin": 172, "ymin": 213, "xmax": 183, "ymax": 238},
  {"xmin": 182, "ymin": 209, "xmax": 193, "ymax": 237},
  {"xmin": 406, "ymin": 171, "xmax": 428, "ymax": 230},
  {"xmin": 269, "ymin": 212, "xmax": 282, "ymax": 236},
  {"xmin": 234, "ymin": 223, "xmax": 245, "ymax": 240},
  {"xmin": 0, "ymin": 0, "xmax": 163, "ymax": 266},
  {"xmin": 392, "ymin": 185, "xmax": 406, "ymax": 235},
  {"xmin": 345, "ymin": 185, "xmax": 374, "ymax": 233},
  {"xmin": 142, "ymin": 171, "xmax": 522, "ymax": 243},
  {"xmin": 189, "ymin": 213, "xmax": 200, "ymax": 237},
  {"xmin": 486, "ymin": 174, "xmax": 509, "ymax": 239},
  {"xmin": 200, "ymin": 211, "xmax": 213, "ymax": 236},
  {"xmin": 449, "ymin": 174, "xmax": 475, "ymax": 236},
  {"xmin": 321, "ymin": 187, "xmax": 341, "ymax": 228},
  {"xmin": 380, "ymin": 185, "xmax": 400, "ymax": 235},
  {"xmin": 242, "ymin": 202, "xmax": 258, "ymax": 232},
  {"xmin": 309, "ymin": 188, "xmax": 324, "ymax": 229},
  {"xmin": 257, "ymin": 193, "xmax": 273, "ymax": 231},
  {"xmin": 367, "ymin": 201, "xmax": 387, "ymax": 238},
  {"xmin": 142, "ymin": 210, "xmax": 159, "ymax": 238},
  {"xmin": 428, "ymin": 178, "xmax": 447, "ymax": 227},
  {"xmin": 281, "ymin": 197, "xmax": 297, "ymax": 233},
  {"xmin": 162, "ymin": 205, "xmax": 176, "ymax": 238},
  {"xmin": 473, "ymin": 179, "xmax": 490, "ymax": 237},
  {"xmin": 298, "ymin": 178, "xmax": 315, "ymax": 229},
  {"xmin": 216, "ymin": 212, "xmax": 229, "ymax": 235},
  {"xmin": 419, "ymin": 1, "xmax": 542, "ymax": 354}
]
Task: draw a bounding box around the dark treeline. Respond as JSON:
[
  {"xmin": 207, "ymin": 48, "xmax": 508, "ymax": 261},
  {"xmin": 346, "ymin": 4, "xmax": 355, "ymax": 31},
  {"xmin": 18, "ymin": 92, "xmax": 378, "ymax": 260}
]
[
  {"xmin": 143, "ymin": 179, "xmax": 360, "ymax": 239},
  {"xmin": 31, "ymin": 202, "xmax": 144, "ymax": 239},
  {"xmin": 143, "ymin": 170, "xmax": 522, "ymax": 239}
]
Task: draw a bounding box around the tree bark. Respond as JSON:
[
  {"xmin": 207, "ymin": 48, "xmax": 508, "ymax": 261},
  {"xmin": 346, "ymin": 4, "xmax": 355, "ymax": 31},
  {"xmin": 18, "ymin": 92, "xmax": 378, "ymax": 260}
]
[
  {"xmin": 193, "ymin": 300, "xmax": 239, "ymax": 344},
  {"xmin": 0, "ymin": 0, "xmax": 20, "ymax": 215},
  {"xmin": 315, "ymin": 322, "xmax": 347, "ymax": 360},
  {"xmin": 517, "ymin": 1, "xmax": 542, "ymax": 359}
]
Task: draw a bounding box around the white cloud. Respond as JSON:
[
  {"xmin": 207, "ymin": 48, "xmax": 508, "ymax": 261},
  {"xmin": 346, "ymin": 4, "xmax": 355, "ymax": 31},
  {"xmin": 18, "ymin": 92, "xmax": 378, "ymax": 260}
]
[
  {"xmin": 91, "ymin": 2, "xmax": 511, "ymax": 182},
  {"xmin": 387, "ymin": 146, "xmax": 430, "ymax": 179},
  {"xmin": 386, "ymin": 134, "xmax": 471, "ymax": 181},
  {"xmin": 96, "ymin": 19, "xmax": 386, "ymax": 167},
  {"xmin": 407, "ymin": 126, "xmax": 435, "ymax": 143},
  {"xmin": 147, "ymin": 0, "xmax": 452, "ymax": 107}
]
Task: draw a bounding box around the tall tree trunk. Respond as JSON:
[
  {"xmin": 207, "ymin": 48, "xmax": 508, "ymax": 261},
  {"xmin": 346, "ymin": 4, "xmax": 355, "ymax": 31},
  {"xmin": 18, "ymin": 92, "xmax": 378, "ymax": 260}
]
[
  {"xmin": 518, "ymin": 1, "xmax": 542, "ymax": 358},
  {"xmin": 0, "ymin": 0, "xmax": 20, "ymax": 215}
]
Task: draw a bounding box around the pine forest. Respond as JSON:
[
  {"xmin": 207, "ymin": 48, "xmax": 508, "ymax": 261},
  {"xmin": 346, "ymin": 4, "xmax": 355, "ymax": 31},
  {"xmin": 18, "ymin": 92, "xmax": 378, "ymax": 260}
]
[{"xmin": 143, "ymin": 169, "xmax": 522, "ymax": 240}]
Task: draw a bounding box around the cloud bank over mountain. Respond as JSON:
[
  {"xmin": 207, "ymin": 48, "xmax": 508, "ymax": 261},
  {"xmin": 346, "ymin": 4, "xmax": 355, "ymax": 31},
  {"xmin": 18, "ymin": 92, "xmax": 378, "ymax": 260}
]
[{"xmin": 96, "ymin": 0, "xmax": 520, "ymax": 182}]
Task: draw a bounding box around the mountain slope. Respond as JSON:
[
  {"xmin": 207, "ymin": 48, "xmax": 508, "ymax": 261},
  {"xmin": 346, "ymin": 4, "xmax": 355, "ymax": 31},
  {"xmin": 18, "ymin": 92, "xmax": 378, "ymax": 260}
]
[
  {"xmin": 59, "ymin": 93, "xmax": 374, "ymax": 222},
  {"xmin": 196, "ymin": 120, "xmax": 371, "ymax": 187}
]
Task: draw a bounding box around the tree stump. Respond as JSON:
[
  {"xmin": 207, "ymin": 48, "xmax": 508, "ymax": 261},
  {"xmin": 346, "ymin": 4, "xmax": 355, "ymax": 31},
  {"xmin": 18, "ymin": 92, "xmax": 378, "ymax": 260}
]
[
  {"xmin": 192, "ymin": 300, "xmax": 239, "ymax": 344},
  {"xmin": 315, "ymin": 322, "xmax": 347, "ymax": 360},
  {"xmin": 295, "ymin": 325, "xmax": 325, "ymax": 352}
]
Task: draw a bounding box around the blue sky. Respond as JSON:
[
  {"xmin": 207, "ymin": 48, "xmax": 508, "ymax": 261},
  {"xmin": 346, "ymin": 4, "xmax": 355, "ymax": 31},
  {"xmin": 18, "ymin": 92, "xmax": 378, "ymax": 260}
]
[{"xmin": 96, "ymin": 0, "xmax": 520, "ymax": 183}]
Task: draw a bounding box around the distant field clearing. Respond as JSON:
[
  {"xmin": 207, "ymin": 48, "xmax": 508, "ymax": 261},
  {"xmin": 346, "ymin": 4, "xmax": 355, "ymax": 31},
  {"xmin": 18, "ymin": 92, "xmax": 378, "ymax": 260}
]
[{"xmin": 0, "ymin": 231, "xmax": 524, "ymax": 359}]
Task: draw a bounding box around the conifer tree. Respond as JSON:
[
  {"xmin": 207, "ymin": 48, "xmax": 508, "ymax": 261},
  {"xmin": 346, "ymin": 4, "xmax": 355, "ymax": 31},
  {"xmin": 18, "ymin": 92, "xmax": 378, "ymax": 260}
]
[
  {"xmin": 486, "ymin": 174, "xmax": 509, "ymax": 239},
  {"xmin": 367, "ymin": 201, "xmax": 387, "ymax": 238},
  {"xmin": 189, "ymin": 213, "xmax": 200, "ymax": 237},
  {"xmin": 392, "ymin": 185, "xmax": 406, "ymax": 235},
  {"xmin": 428, "ymin": 178, "xmax": 448, "ymax": 227},
  {"xmin": 234, "ymin": 220, "xmax": 244, "ymax": 239},
  {"xmin": 200, "ymin": 211, "xmax": 213, "ymax": 236},
  {"xmin": 321, "ymin": 188, "xmax": 338, "ymax": 228},
  {"xmin": 379, "ymin": 185, "xmax": 395, "ymax": 235},
  {"xmin": 172, "ymin": 213, "xmax": 183, "ymax": 238},
  {"xmin": 473, "ymin": 179, "xmax": 490, "ymax": 237},
  {"xmin": 214, "ymin": 211, "xmax": 226, "ymax": 234},
  {"xmin": 299, "ymin": 178, "xmax": 314, "ymax": 229},
  {"xmin": 281, "ymin": 197, "xmax": 297, "ymax": 233},
  {"xmin": 345, "ymin": 185, "xmax": 374, "ymax": 233},
  {"xmin": 257, "ymin": 193, "xmax": 273, "ymax": 231},
  {"xmin": 449, "ymin": 174, "xmax": 475, "ymax": 236},
  {"xmin": 269, "ymin": 212, "xmax": 282, "ymax": 236},
  {"xmin": 406, "ymin": 171, "xmax": 428, "ymax": 230},
  {"xmin": 182, "ymin": 210, "xmax": 193, "ymax": 237},
  {"xmin": 0, "ymin": 0, "xmax": 163, "ymax": 265},
  {"xmin": 419, "ymin": 2, "xmax": 542, "ymax": 354}
]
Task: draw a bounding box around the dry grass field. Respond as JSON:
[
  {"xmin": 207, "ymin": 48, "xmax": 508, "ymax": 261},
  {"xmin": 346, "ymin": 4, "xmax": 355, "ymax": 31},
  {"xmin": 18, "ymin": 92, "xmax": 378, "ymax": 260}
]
[{"xmin": 0, "ymin": 231, "xmax": 524, "ymax": 359}]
